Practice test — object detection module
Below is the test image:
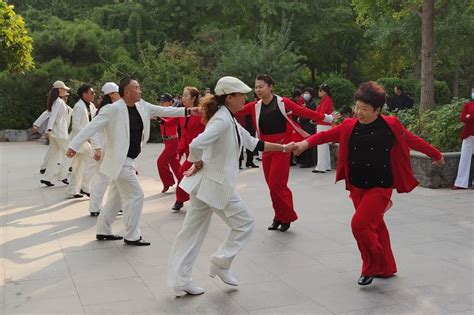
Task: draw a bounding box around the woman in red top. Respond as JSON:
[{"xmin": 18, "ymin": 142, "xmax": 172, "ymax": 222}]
[
  {"xmin": 293, "ymin": 81, "xmax": 445, "ymax": 285},
  {"xmin": 172, "ymin": 87, "xmax": 205, "ymax": 211},
  {"xmin": 452, "ymin": 93, "xmax": 474, "ymax": 189},
  {"xmin": 157, "ymin": 93, "xmax": 181, "ymax": 193},
  {"xmin": 236, "ymin": 74, "xmax": 335, "ymax": 232},
  {"xmin": 313, "ymin": 84, "xmax": 334, "ymax": 173}
]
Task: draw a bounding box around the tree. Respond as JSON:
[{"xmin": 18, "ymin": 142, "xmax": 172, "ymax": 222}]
[{"xmin": 0, "ymin": 1, "xmax": 33, "ymax": 72}]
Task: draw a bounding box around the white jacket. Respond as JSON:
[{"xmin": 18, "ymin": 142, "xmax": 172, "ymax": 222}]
[
  {"xmin": 180, "ymin": 106, "xmax": 259, "ymax": 210},
  {"xmin": 69, "ymin": 99, "xmax": 97, "ymax": 153},
  {"xmin": 47, "ymin": 98, "xmax": 69, "ymax": 139},
  {"xmin": 69, "ymin": 98, "xmax": 186, "ymax": 180}
]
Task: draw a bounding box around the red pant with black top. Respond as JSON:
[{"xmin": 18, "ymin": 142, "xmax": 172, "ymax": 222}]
[
  {"xmin": 157, "ymin": 138, "xmax": 181, "ymax": 187},
  {"xmin": 261, "ymin": 132, "xmax": 298, "ymax": 224},
  {"xmin": 350, "ymin": 186, "xmax": 397, "ymax": 277}
]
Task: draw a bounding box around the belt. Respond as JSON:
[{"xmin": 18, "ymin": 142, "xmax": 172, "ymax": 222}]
[{"xmin": 162, "ymin": 135, "xmax": 178, "ymax": 140}]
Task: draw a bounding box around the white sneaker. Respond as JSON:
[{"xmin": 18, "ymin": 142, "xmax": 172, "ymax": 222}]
[
  {"xmin": 174, "ymin": 282, "xmax": 205, "ymax": 297},
  {"xmin": 209, "ymin": 265, "xmax": 239, "ymax": 286}
]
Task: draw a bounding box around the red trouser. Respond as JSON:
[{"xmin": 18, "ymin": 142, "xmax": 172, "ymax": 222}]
[
  {"xmin": 175, "ymin": 159, "xmax": 192, "ymax": 203},
  {"xmin": 261, "ymin": 133, "xmax": 298, "ymax": 224},
  {"xmin": 157, "ymin": 138, "xmax": 181, "ymax": 187},
  {"xmin": 350, "ymin": 187, "xmax": 397, "ymax": 277}
]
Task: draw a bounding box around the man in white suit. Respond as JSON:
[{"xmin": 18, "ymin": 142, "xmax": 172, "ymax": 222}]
[
  {"xmin": 66, "ymin": 84, "xmax": 97, "ymax": 198},
  {"xmin": 168, "ymin": 76, "xmax": 295, "ymax": 296},
  {"xmin": 67, "ymin": 78, "xmax": 195, "ymax": 246}
]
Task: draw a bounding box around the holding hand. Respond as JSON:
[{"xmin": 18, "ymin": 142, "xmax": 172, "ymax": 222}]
[
  {"xmin": 432, "ymin": 156, "xmax": 445, "ymax": 167},
  {"xmin": 93, "ymin": 148, "xmax": 102, "ymax": 161},
  {"xmin": 66, "ymin": 148, "xmax": 76, "ymax": 158},
  {"xmin": 331, "ymin": 111, "xmax": 341, "ymax": 120},
  {"xmin": 292, "ymin": 141, "xmax": 309, "ymax": 156},
  {"xmin": 189, "ymin": 107, "xmax": 201, "ymax": 116},
  {"xmin": 32, "ymin": 126, "xmax": 39, "ymax": 133}
]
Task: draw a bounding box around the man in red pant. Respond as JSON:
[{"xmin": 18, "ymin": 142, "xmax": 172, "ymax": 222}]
[
  {"xmin": 293, "ymin": 81, "xmax": 445, "ymax": 285},
  {"xmin": 156, "ymin": 93, "xmax": 181, "ymax": 193}
]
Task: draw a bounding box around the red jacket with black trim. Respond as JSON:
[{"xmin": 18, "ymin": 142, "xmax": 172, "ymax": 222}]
[{"xmin": 305, "ymin": 115, "xmax": 443, "ymax": 193}]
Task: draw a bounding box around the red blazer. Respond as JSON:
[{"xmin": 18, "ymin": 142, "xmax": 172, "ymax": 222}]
[
  {"xmin": 306, "ymin": 115, "xmax": 443, "ymax": 193},
  {"xmin": 175, "ymin": 115, "xmax": 205, "ymax": 155},
  {"xmin": 460, "ymin": 101, "xmax": 474, "ymax": 140},
  {"xmin": 316, "ymin": 95, "xmax": 334, "ymax": 126},
  {"xmin": 236, "ymin": 96, "xmax": 327, "ymax": 141},
  {"xmin": 159, "ymin": 117, "xmax": 179, "ymax": 137}
]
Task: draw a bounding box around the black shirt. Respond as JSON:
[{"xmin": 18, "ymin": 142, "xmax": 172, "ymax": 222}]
[
  {"xmin": 127, "ymin": 105, "xmax": 144, "ymax": 159},
  {"xmin": 348, "ymin": 116, "xmax": 394, "ymax": 189},
  {"xmin": 259, "ymin": 96, "xmax": 287, "ymax": 135}
]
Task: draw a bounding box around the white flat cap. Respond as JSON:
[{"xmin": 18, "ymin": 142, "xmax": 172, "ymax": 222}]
[
  {"xmin": 101, "ymin": 82, "xmax": 119, "ymax": 95},
  {"xmin": 214, "ymin": 76, "xmax": 252, "ymax": 96},
  {"xmin": 52, "ymin": 80, "xmax": 70, "ymax": 90}
]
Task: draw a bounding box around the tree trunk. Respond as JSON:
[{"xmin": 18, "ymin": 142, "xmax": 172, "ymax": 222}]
[
  {"xmin": 452, "ymin": 67, "xmax": 460, "ymax": 98},
  {"xmin": 420, "ymin": 0, "xmax": 435, "ymax": 110}
]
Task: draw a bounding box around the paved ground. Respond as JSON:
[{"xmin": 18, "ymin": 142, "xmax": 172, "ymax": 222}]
[{"xmin": 0, "ymin": 142, "xmax": 473, "ymax": 314}]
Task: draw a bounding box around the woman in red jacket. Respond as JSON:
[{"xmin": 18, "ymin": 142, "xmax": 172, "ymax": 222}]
[
  {"xmin": 172, "ymin": 87, "xmax": 205, "ymax": 211},
  {"xmin": 313, "ymin": 84, "xmax": 334, "ymax": 173},
  {"xmin": 452, "ymin": 93, "xmax": 474, "ymax": 189},
  {"xmin": 236, "ymin": 74, "xmax": 336, "ymax": 232},
  {"xmin": 157, "ymin": 93, "xmax": 181, "ymax": 193},
  {"xmin": 293, "ymin": 81, "xmax": 445, "ymax": 285}
]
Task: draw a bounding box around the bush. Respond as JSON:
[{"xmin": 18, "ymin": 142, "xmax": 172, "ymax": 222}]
[
  {"xmin": 392, "ymin": 98, "xmax": 466, "ymax": 152},
  {"xmin": 323, "ymin": 74, "xmax": 355, "ymax": 109},
  {"xmin": 434, "ymin": 80, "xmax": 451, "ymax": 105}
]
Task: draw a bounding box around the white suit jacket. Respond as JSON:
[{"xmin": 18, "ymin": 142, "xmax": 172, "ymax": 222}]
[
  {"xmin": 47, "ymin": 98, "xmax": 70, "ymax": 139},
  {"xmin": 70, "ymin": 99, "xmax": 97, "ymax": 153},
  {"xmin": 179, "ymin": 106, "xmax": 259, "ymax": 210},
  {"xmin": 69, "ymin": 98, "xmax": 186, "ymax": 180}
]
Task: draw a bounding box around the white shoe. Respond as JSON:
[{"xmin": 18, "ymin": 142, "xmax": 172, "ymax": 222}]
[
  {"xmin": 209, "ymin": 265, "xmax": 239, "ymax": 286},
  {"xmin": 174, "ymin": 282, "xmax": 205, "ymax": 297}
]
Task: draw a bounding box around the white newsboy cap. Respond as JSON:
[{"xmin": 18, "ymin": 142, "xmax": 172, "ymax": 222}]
[
  {"xmin": 52, "ymin": 80, "xmax": 70, "ymax": 90},
  {"xmin": 101, "ymin": 82, "xmax": 119, "ymax": 95},
  {"xmin": 214, "ymin": 76, "xmax": 252, "ymax": 96}
]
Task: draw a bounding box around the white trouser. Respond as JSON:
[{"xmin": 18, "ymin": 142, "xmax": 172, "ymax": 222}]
[
  {"xmin": 96, "ymin": 158, "xmax": 143, "ymax": 241},
  {"xmin": 42, "ymin": 137, "xmax": 70, "ymax": 182},
  {"xmin": 88, "ymin": 167, "xmax": 111, "ymax": 213},
  {"xmin": 454, "ymin": 135, "xmax": 474, "ymax": 188},
  {"xmin": 167, "ymin": 192, "xmax": 255, "ymax": 288},
  {"xmin": 40, "ymin": 142, "xmax": 53, "ymax": 170},
  {"xmin": 66, "ymin": 144, "xmax": 95, "ymax": 195},
  {"xmin": 315, "ymin": 124, "xmax": 332, "ymax": 171}
]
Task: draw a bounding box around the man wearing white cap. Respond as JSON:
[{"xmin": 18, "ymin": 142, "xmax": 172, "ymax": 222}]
[
  {"xmin": 88, "ymin": 82, "xmax": 121, "ymax": 216},
  {"xmin": 67, "ymin": 78, "xmax": 197, "ymax": 246},
  {"xmin": 168, "ymin": 76, "xmax": 296, "ymax": 296},
  {"xmin": 66, "ymin": 84, "xmax": 97, "ymax": 198}
]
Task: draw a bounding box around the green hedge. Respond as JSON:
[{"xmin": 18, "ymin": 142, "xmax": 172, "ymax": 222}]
[
  {"xmin": 377, "ymin": 77, "xmax": 451, "ymax": 105},
  {"xmin": 322, "ymin": 74, "xmax": 355, "ymax": 109},
  {"xmin": 393, "ymin": 98, "xmax": 466, "ymax": 152}
]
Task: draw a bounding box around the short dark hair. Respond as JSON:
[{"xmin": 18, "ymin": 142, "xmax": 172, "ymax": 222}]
[
  {"xmin": 339, "ymin": 105, "xmax": 353, "ymax": 116},
  {"xmin": 354, "ymin": 81, "xmax": 386, "ymax": 110},
  {"xmin": 256, "ymin": 74, "xmax": 274, "ymax": 87},
  {"xmin": 394, "ymin": 85, "xmax": 403, "ymax": 92},
  {"xmin": 319, "ymin": 84, "xmax": 331, "ymax": 97},
  {"xmin": 291, "ymin": 89, "xmax": 301, "ymax": 98},
  {"xmin": 119, "ymin": 78, "xmax": 135, "ymax": 97},
  {"xmin": 304, "ymin": 87, "xmax": 316, "ymax": 98},
  {"xmin": 77, "ymin": 84, "xmax": 93, "ymax": 98}
]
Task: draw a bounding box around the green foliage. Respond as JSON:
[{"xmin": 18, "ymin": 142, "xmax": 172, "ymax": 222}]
[
  {"xmin": 322, "ymin": 74, "xmax": 355, "ymax": 109},
  {"xmin": 393, "ymin": 99, "xmax": 466, "ymax": 152},
  {"xmin": 433, "ymin": 80, "xmax": 451, "ymax": 105},
  {"xmin": 0, "ymin": 2, "xmax": 33, "ymax": 72}
]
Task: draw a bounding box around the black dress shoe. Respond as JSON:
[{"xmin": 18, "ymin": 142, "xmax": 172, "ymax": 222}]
[
  {"xmin": 246, "ymin": 162, "xmax": 259, "ymax": 168},
  {"xmin": 268, "ymin": 220, "xmax": 281, "ymax": 230},
  {"xmin": 172, "ymin": 202, "xmax": 183, "ymax": 211},
  {"xmin": 61, "ymin": 178, "xmax": 69, "ymax": 185},
  {"xmin": 124, "ymin": 237, "xmax": 150, "ymax": 246},
  {"xmin": 358, "ymin": 275, "xmax": 374, "ymax": 285},
  {"xmin": 68, "ymin": 194, "xmax": 83, "ymax": 199},
  {"xmin": 90, "ymin": 211, "xmax": 99, "ymax": 217},
  {"xmin": 279, "ymin": 222, "xmax": 291, "ymax": 232},
  {"xmin": 40, "ymin": 180, "xmax": 55, "ymax": 187},
  {"xmin": 40, "ymin": 168, "xmax": 46, "ymax": 174},
  {"xmin": 80, "ymin": 189, "xmax": 90, "ymax": 197},
  {"xmin": 96, "ymin": 234, "xmax": 123, "ymax": 241},
  {"xmin": 312, "ymin": 170, "xmax": 325, "ymax": 173}
]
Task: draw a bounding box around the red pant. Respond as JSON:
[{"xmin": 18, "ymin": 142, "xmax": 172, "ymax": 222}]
[
  {"xmin": 350, "ymin": 187, "xmax": 397, "ymax": 276},
  {"xmin": 261, "ymin": 133, "xmax": 298, "ymax": 224},
  {"xmin": 175, "ymin": 159, "xmax": 192, "ymax": 203},
  {"xmin": 157, "ymin": 138, "xmax": 181, "ymax": 187}
]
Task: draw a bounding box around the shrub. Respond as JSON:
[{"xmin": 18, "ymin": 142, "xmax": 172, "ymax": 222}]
[
  {"xmin": 434, "ymin": 80, "xmax": 451, "ymax": 105},
  {"xmin": 392, "ymin": 98, "xmax": 466, "ymax": 152},
  {"xmin": 323, "ymin": 74, "xmax": 355, "ymax": 109}
]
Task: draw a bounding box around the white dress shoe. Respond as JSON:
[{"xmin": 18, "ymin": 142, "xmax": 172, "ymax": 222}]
[
  {"xmin": 174, "ymin": 282, "xmax": 205, "ymax": 297},
  {"xmin": 209, "ymin": 265, "xmax": 239, "ymax": 286}
]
